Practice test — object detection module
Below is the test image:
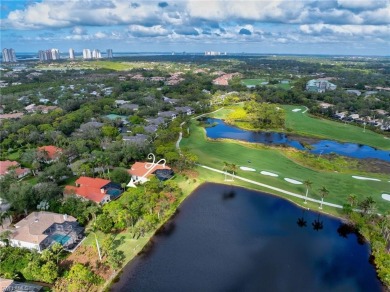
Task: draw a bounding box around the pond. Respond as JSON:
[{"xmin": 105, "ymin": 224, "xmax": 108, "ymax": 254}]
[
  {"xmin": 111, "ymin": 183, "xmax": 382, "ymax": 292},
  {"xmin": 204, "ymin": 118, "xmax": 390, "ymax": 162}
]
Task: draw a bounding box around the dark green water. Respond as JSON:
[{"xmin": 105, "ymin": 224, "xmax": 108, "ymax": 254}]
[{"xmin": 112, "ymin": 183, "xmax": 382, "ymax": 292}]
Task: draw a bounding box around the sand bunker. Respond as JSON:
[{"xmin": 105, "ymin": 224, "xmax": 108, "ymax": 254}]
[
  {"xmin": 284, "ymin": 178, "xmax": 303, "ymax": 184},
  {"xmin": 292, "ymin": 109, "xmax": 302, "ymax": 112},
  {"xmin": 382, "ymin": 194, "xmax": 390, "ymax": 201},
  {"xmin": 240, "ymin": 166, "xmax": 256, "ymax": 171},
  {"xmin": 352, "ymin": 176, "xmax": 381, "ymax": 182},
  {"xmin": 260, "ymin": 171, "xmax": 278, "ymax": 177}
]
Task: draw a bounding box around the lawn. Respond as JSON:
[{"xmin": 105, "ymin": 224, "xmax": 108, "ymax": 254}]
[
  {"xmin": 181, "ymin": 122, "xmax": 390, "ymax": 214},
  {"xmin": 241, "ymin": 79, "xmax": 267, "ymax": 86},
  {"xmin": 283, "ymin": 105, "xmax": 390, "ymax": 150}
]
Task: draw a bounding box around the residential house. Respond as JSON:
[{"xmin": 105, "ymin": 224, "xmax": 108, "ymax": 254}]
[
  {"xmin": 146, "ymin": 117, "xmax": 166, "ymax": 126},
  {"xmin": 120, "ymin": 103, "xmax": 139, "ymax": 111},
  {"xmin": 114, "ymin": 99, "xmax": 130, "ymax": 106},
  {"xmin": 212, "ymin": 73, "xmax": 241, "ymax": 86},
  {"xmin": 37, "ymin": 145, "xmax": 63, "ymax": 163},
  {"xmin": 306, "ymin": 79, "xmax": 337, "ymax": 93},
  {"xmin": 64, "ymin": 176, "xmax": 122, "ymax": 204},
  {"xmin": 127, "ymin": 162, "xmax": 173, "ymax": 186},
  {"xmin": 163, "ymin": 96, "xmax": 179, "ymax": 104},
  {"xmin": 122, "ymin": 134, "xmax": 149, "ymax": 145},
  {"xmin": 0, "ymin": 112, "xmax": 24, "ymax": 120},
  {"xmin": 346, "ymin": 90, "xmax": 361, "ymax": 96},
  {"xmin": 0, "ymin": 278, "xmax": 43, "ymax": 291},
  {"xmin": 143, "ymin": 124, "xmax": 158, "ymax": 133},
  {"xmin": 175, "ymin": 106, "xmax": 195, "ymax": 116},
  {"xmin": 0, "ymin": 160, "xmax": 30, "ymax": 178},
  {"xmin": 79, "ymin": 121, "xmax": 104, "ymax": 132},
  {"xmin": 8, "ymin": 211, "xmax": 84, "ymax": 252},
  {"xmin": 158, "ymin": 111, "xmax": 177, "ymax": 120}
]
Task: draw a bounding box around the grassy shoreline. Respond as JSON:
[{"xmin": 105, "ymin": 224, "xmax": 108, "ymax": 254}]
[{"xmin": 209, "ymin": 104, "xmax": 390, "ymax": 150}]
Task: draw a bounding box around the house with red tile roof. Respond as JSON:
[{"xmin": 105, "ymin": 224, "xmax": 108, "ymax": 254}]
[
  {"xmin": 64, "ymin": 176, "xmax": 122, "ymax": 204},
  {"xmin": 127, "ymin": 162, "xmax": 173, "ymax": 186},
  {"xmin": 0, "ymin": 160, "xmax": 30, "ymax": 178},
  {"xmin": 37, "ymin": 145, "xmax": 63, "ymax": 163}
]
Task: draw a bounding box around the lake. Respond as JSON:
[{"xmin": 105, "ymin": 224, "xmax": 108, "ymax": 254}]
[
  {"xmin": 111, "ymin": 183, "xmax": 382, "ymax": 292},
  {"xmin": 205, "ymin": 118, "xmax": 390, "ymax": 162}
]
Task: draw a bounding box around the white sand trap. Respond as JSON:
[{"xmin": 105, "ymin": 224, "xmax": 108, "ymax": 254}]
[
  {"xmin": 261, "ymin": 171, "xmax": 279, "ymax": 177},
  {"xmin": 292, "ymin": 108, "xmax": 302, "ymax": 112},
  {"xmin": 284, "ymin": 178, "xmax": 303, "ymax": 184},
  {"xmin": 240, "ymin": 166, "xmax": 256, "ymax": 171},
  {"xmin": 352, "ymin": 176, "xmax": 381, "ymax": 182},
  {"xmin": 382, "ymin": 194, "xmax": 390, "ymax": 201}
]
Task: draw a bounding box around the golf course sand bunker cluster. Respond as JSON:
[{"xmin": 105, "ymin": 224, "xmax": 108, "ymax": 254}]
[
  {"xmin": 382, "ymin": 194, "xmax": 390, "ymax": 201},
  {"xmin": 240, "ymin": 166, "xmax": 256, "ymax": 171},
  {"xmin": 260, "ymin": 171, "xmax": 279, "ymax": 177},
  {"xmin": 352, "ymin": 176, "xmax": 381, "ymax": 182},
  {"xmin": 284, "ymin": 178, "xmax": 303, "ymax": 184}
]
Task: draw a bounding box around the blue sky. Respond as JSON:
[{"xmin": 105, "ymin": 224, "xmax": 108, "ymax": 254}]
[{"xmin": 1, "ymin": 0, "xmax": 389, "ymax": 55}]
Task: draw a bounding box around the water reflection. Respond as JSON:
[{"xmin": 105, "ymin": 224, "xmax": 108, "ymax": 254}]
[
  {"xmin": 112, "ymin": 183, "xmax": 382, "ymax": 292},
  {"xmin": 204, "ymin": 118, "xmax": 390, "ymax": 162}
]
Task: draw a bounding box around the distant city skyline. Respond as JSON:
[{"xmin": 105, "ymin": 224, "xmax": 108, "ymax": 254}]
[{"xmin": 1, "ymin": 0, "xmax": 389, "ymax": 56}]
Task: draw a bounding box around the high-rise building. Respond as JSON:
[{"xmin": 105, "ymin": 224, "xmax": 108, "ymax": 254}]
[
  {"xmin": 92, "ymin": 49, "xmax": 101, "ymax": 59},
  {"xmin": 51, "ymin": 49, "xmax": 60, "ymax": 60},
  {"xmin": 38, "ymin": 49, "xmax": 60, "ymax": 61},
  {"xmin": 2, "ymin": 48, "xmax": 17, "ymax": 62},
  {"xmin": 83, "ymin": 49, "xmax": 92, "ymax": 59},
  {"xmin": 107, "ymin": 49, "xmax": 113, "ymax": 59},
  {"xmin": 69, "ymin": 48, "xmax": 75, "ymax": 60}
]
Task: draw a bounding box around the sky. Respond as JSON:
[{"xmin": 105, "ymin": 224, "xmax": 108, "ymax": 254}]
[{"xmin": 1, "ymin": 0, "xmax": 389, "ymax": 55}]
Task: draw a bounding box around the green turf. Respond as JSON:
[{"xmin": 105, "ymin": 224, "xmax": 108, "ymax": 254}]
[
  {"xmin": 283, "ymin": 105, "xmax": 390, "ymax": 150},
  {"xmin": 181, "ymin": 123, "xmax": 390, "ymax": 213},
  {"xmin": 241, "ymin": 79, "xmax": 267, "ymax": 86}
]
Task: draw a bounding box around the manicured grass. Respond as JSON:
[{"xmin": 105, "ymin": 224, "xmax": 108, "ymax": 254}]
[
  {"xmin": 284, "ymin": 105, "xmax": 390, "ymax": 150},
  {"xmin": 181, "ymin": 123, "xmax": 390, "ymax": 213},
  {"xmin": 241, "ymin": 79, "xmax": 267, "ymax": 86},
  {"xmin": 274, "ymin": 83, "xmax": 292, "ymax": 90}
]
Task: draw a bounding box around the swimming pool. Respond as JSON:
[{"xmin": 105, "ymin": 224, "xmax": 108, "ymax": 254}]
[{"xmin": 51, "ymin": 234, "xmax": 71, "ymax": 245}]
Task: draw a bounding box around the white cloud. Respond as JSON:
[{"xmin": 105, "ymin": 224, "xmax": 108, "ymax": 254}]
[
  {"xmin": 300, "ymin": 24, "xmax": 390, "ymax": 37},
  {"xmin": 127, "ymin": 25, "xmax": 169, "ymax": 37},
  {"xmin": 337, "ymin": 0, "xmax": 388, "ymax": 10}
]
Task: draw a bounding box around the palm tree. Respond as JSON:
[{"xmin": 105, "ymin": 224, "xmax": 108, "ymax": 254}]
[
  {"xmin": 303, "ymin": 180, "xmax": 313, "ymax": 204},
  {"xmin": 230, "ymin": 164, "xmax": 237, "ymax": 181},
  {"xmin": 222, "ymin": 161, "xmax": 228, "ymax": 181},
  {"xmin": 347, "ymin": 194, "xmax": 357, "ymax": 207},
  {"xmin": 318, "ymin": 186, "xmax": 329, "ymax": 209}
]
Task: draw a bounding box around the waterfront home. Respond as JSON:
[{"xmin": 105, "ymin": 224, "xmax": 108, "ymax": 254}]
[
  {"xmin": 64, "ymin": 176, "xmax": 123, "ymax": 204},
  {"xmin": 7, "ymin": 211, "xmax": 84, "ymax": 252},
  {"xmin": 127, "ymin": 162, "xmax": 173, "ymax": 186},
  {"xmin": 158, "ymin": 111, "xmax": 177, "ymax": 120},
  {"xmin": 0, "ymin": 278, "xmax": 43, "ymax": 291},
  {"xmin": 175, "ymin": 106, "xmax": 195, "ymax": 116}
]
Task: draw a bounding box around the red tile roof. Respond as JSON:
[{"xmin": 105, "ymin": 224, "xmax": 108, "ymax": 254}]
[
  {"xmin": 37, "ymin": 145, "xmax": 63, "ymax": 160},
  {"xmin": 64, "ymin": 185, "xmax": 107, "ymax": 204},
  {"xmin": 0, "ymin": 160, "xmax": 19, "ymax": 176},
  {"xmin": 128, "ymin": 162, "xmax": 171, "ymax": 178},
  {"xmin": 75, "ymin": 176, "xmax": 110, "ymax": 189}
]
